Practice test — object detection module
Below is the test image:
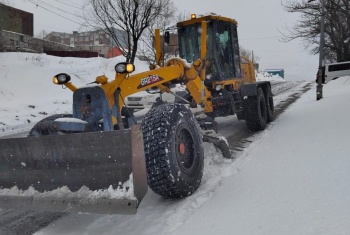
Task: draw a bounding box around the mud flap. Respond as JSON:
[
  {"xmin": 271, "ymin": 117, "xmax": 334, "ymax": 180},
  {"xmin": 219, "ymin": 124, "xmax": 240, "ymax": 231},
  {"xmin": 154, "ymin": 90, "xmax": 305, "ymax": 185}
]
[{"xmin": 0, "ymin": 125, "xmax": 147, "ymax": 215}]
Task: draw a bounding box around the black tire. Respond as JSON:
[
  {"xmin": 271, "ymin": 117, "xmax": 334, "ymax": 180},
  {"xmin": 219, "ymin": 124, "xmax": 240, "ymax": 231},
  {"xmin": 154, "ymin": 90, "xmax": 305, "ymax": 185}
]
[
  {"xmin": 236, "ymin": 111, "xmax": 244, "ymax": 120},
  {"xmin": 243, "ymin": 88, "xmax": 267, "ymax": 131},
  {"xmin": 266, "ymin": 86, "xmax": 274, "ymax": 123},
  {"xmin": 28, "ymin": 114, "xmax": 73, "ymax": 137},
  {"xmin": 141, "ymin": 103, "xmax": 204, "ymax": 198}
]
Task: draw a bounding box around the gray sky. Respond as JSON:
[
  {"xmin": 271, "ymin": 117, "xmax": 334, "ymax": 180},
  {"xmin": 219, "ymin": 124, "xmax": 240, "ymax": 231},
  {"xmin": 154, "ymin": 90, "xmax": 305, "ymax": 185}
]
[{"xmin": 12, "ymin": 0, "xmax": 319, "ymax": 81}]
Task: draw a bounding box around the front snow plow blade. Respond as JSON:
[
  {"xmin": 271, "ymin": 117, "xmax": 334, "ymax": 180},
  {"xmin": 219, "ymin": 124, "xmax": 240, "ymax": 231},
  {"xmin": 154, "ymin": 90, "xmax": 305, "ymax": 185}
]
[{"xmin": 0, "ymin": 125, "xmax": 147, "ymax": 215}]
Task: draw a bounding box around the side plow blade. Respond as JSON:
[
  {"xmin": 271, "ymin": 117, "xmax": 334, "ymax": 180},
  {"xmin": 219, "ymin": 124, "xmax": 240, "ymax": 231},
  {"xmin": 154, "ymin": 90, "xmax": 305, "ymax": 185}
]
[{"xmin": 0, "ymin": 125, "xmax": 147, "ymax": 214}]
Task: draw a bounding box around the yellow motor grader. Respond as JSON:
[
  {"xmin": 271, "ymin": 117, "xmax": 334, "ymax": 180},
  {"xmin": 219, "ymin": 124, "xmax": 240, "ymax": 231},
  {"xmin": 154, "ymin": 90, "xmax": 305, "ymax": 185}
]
[{"xmin": 0, "ymin": 14, "xmax": 273, "ymax": 214}]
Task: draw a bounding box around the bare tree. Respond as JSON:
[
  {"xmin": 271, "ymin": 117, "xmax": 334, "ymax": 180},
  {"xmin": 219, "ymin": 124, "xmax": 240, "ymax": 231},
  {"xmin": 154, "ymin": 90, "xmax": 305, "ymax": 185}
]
[
  {"xmin": 35, "ymin": 30, "xmax": 49, "ymax": 40},
  {"xmin": 240, "ymin": 46, "xmax": 260, "ymax": 63},
  {"xmin": 282, "ymin": 0, "xmax": 350, "ymax": 62},
  {"xmin": 176, "ymin": 12, "xmax": 190, "ymax": 22},
  {"xmin": 137, "ymin": 3, "xmax": 177, "ymax": 64},
  {"xmin": 85, "ymin": 0, "xmax": 175, "ymax": 63}
]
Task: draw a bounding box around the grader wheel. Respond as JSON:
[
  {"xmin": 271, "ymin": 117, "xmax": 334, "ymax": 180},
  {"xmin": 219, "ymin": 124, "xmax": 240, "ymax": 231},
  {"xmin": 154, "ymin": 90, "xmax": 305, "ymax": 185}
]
[
  {"xmin": 243, "ymin": 88, "xmax": 267, "ymax": 131},
  {"xmin": 141, "ymin": 104, "xmax": 204, "ymax": 198}
]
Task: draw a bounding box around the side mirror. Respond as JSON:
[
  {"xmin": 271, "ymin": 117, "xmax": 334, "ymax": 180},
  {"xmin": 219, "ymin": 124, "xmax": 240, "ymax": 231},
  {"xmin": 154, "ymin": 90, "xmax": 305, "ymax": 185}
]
[{"xmin": 164, "ymin": 31, "xmax": 170, "ymax": 45}]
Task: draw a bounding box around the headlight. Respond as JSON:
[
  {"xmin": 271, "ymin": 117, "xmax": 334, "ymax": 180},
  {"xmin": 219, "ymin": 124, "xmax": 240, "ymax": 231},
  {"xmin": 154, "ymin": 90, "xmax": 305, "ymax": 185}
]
[
  {"xmin": 143, "ymin": 95, "xmax": 155, "ymax": 99},
  {"xmin": 115, "ymin": 62, "xmax": 135, "ymax": 73},
  {"xmin": 53, "ymin": 73, "xmax": 71, "ymax": 84},
  {"xmin": 215, "ymin": 84, "xmax": 222, "ymax": 91}
]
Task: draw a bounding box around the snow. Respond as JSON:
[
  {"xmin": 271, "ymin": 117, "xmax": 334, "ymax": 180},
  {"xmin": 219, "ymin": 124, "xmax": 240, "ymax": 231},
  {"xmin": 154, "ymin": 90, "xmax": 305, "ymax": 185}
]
[
  {"xmin": 0, "ymin": 52, "xmax": 349, "ymax": 234},
  {"xmin": 55, "ymin": 118, "xmax": 88, "ymax": 124},
  {"xmin": 172, "ymin": 78, "xmax": 350, "ymax": 235},
  {"xmin": 0, "ymin": 52, "xmax": 149, "ymax": 137},
  {"xmin": 0, "ymin": 174, "xmax": 135, "ymax": 200},
  {"xmin": 256, "ymin": 70, "xmax": 285, "ymax": 82}
]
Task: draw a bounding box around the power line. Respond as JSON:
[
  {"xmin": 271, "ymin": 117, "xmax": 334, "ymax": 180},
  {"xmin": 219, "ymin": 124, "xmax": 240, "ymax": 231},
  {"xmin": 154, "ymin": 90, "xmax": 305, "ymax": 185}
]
[
  {"xmin": 27, "ymin": 0, "xmax": 83, "ymax": 25},
  {"xmin": 50, "ymin": 0, "xmax": 96, "ymax": 16},
  {"xmin": 240, "ymin": 36, "xmax": 280, "ymax": 41},
  {"xmin": 30, "ymin": 0, "xmax": 84, "ymax": 19},
  {"xmin": 52, "ymin": 0, "xmax": 82, "ymax": 9}
]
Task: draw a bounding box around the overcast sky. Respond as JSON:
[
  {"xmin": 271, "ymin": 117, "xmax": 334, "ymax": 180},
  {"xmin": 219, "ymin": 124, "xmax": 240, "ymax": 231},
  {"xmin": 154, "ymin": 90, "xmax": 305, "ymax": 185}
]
[{"xmin": 11, "ymin": 0, "xmax": 319, "ymax": 81}]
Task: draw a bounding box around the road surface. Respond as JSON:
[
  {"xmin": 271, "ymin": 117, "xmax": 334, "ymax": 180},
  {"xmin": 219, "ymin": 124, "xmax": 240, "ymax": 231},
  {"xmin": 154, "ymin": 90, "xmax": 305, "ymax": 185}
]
[{"xmin": 0, "ymin": 81, "xmax": 311, "ymax": 234}]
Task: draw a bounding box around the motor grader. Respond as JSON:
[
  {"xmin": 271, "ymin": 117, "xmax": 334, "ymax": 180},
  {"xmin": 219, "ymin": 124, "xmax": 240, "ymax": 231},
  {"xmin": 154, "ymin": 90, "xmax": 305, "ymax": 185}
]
[{"xmin": 0, "ymin": 14, "xmax": 273, "ymax": 215}]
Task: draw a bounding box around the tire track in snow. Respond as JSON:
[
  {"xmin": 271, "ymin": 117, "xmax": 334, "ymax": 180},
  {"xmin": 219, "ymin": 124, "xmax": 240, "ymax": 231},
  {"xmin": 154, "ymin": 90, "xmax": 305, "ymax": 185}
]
[
  {"xmin": 225, "ymin": 82, "xmax": 313, "ymax": 154},
  {"xmin": 0, "ymin": 209, "xmax": 67, "ymax": 235}
]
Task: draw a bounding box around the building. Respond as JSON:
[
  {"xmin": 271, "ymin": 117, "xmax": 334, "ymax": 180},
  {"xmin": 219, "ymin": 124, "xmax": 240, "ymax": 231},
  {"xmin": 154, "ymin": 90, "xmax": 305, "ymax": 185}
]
[
  {"xmin": 0, "ymin": 3, "xmax": 35, "ymax": 52},
  {"xmin": 44, "ymin": 32, "xmax": 71, "ymax": 46},
  {"xmin": 163, "ymin": 33, "xmax": 178, "ymax": 55},
  {"xmin": 0, "ymin": 3, "xmax": 33, "ymax": 36},
  {"xmin": 0, "ymin": 4, "xmax": 127, "ymax": 58},
  {"xmin": 0, "ymin": 3, "xmax": 105, "ymax": 57},
  {"xmin": 44, "ymin": 28, "xmax": 127, "ymax": 58},
  {"xmin": 0, "ymin": 29, "xmax": 74, "ymax": 53}
]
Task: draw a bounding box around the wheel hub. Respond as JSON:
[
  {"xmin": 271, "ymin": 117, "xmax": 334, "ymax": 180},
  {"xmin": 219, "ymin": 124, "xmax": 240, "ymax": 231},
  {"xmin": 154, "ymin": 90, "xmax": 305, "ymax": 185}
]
[
  {"xmin": 176, "ymin": 127, "xmax": 195, "ymax": 170},
  {"xmin": 179, "ymin": 143, "xmax": 186, "ymax": 155}
]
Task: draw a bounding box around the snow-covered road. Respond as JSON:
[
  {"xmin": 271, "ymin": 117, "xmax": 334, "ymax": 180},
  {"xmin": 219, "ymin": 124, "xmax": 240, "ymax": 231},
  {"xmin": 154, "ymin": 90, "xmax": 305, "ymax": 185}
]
[
  {"xmin": 32, "ymin": 82, "xmax": 308, "ymax": 235},
  {"xmin": 1, "ymin": 52, "xmax": 315, "ymax": 234},
  {"xmin": 0, "ymin": 82, "xmax": 306, "ymax": 235},
  {"xmin": 33, "ymin": 78, "xmax": 350, "ymax": 235},
  {"xmin": 0, "ymin": 80, "xmax": 307, "ymax": 235}
]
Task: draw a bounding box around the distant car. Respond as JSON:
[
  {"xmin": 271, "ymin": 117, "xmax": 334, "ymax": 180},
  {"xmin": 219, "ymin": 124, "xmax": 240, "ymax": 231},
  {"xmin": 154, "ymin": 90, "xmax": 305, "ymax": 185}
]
[{"xmin": 124, "ymin": 84, "xmax": 188, "ymax": 111}]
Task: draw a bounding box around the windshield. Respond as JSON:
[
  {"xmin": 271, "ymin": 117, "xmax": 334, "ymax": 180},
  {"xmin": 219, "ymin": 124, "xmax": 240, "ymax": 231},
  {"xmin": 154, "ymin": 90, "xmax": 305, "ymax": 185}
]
[
  {"xmin": 178, "ymin": 20, "xmax": 241, "ymax": 80},
  {"xmin": 178, "ymin": 24, "xmax": 200, "ymax": 63},
  {"xmin": 210, "ymin": 20, "xmax": 240, "ymax": 80}
]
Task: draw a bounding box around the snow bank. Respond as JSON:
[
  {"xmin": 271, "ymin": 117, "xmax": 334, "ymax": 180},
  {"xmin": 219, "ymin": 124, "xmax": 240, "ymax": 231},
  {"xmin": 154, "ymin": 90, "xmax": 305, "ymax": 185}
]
[
  {"xmin": 256, "ymin": 70, "xmax": 285, "ymax": 82},
  {"xmin": 0, "ymin": 52, "xmax": 149, "ymax": 136}
]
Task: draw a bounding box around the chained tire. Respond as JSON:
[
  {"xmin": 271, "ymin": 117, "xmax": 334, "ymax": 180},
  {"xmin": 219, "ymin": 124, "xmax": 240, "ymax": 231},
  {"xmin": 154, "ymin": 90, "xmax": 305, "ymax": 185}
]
[
  {"xmin": 28, "ymin": 114, "xmax": 73, "ymax": 137},
  {"xmin": 243, "ymin": 88, "xmax": 267, "ymax": 131},
  {"xmin": 141, "ymin": 103, "xmax": 204, "ymax": 198},
  {"xmin": 266, "ymin": 85, "xmax": 274, "ymax": 123}
]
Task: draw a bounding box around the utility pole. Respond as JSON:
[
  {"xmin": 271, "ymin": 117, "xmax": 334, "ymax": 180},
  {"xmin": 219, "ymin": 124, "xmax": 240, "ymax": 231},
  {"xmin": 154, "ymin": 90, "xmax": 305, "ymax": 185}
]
[{"xmin": 309, "ymin": 0, "xmax": 325, "ymax": 100}]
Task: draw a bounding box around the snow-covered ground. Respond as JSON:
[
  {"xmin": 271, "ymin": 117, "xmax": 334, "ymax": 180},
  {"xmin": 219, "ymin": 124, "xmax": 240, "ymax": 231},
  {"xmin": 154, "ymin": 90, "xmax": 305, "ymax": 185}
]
[
  {"xmin": 1, "ymin": 52, "xmax": 349, "ymax": 234},
  {"xmin": 38, "ymin": 75, "xmax": 350, "ymax": 235},
  {"xmin": 0, "ymin": 53, "xmax": 149, "ymax": 136}
]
